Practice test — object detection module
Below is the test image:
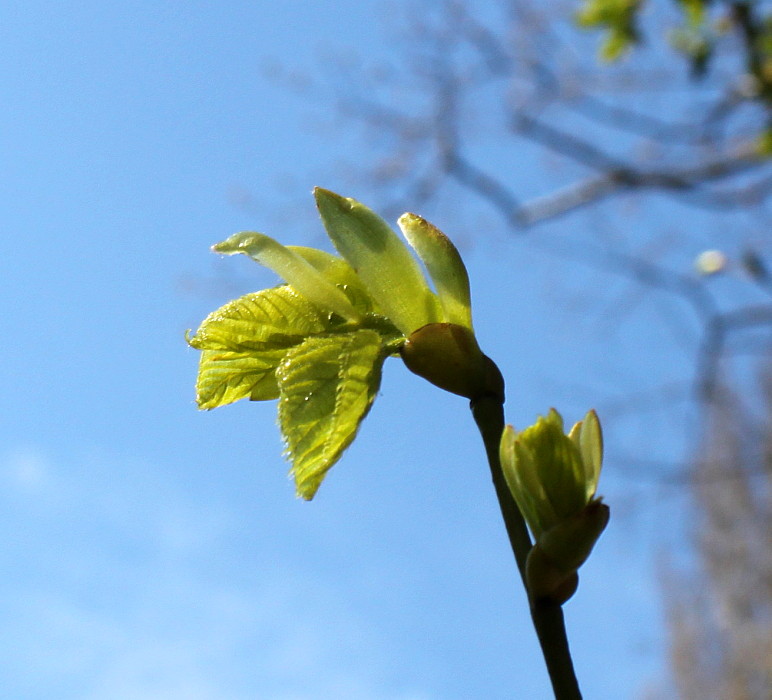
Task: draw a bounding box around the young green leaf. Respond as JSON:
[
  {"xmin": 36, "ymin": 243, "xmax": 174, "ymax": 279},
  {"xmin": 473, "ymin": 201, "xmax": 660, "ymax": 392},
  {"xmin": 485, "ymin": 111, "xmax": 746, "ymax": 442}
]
[
  {"xmin": 276, "ymin": 329, "xmax": 386, "ymax": 499},
  {"xmin": 314, "ymin": 188, "xmax": 441, "ymax": 335},
  {"xmin": 195, "ymin": 347, "xmax": 288, "ymax": 407},
  {"xmin": 288, "ymin": 245, "xmax": 374, "ymax": 315},
  {"xmin": 189, "ymin": 286, "xmax": 330, "ymax": 352},
  {"xmin": 214, "ymin": 232, "xmax": 362, "ymax": 323},
  {"xmin": 398, "ymin": 213, "xmax": 474, "ymax": 330},
  {"xmin": 569, "ymin": 410, "xmax": 604, "ymax": 501},
  {"xmin": 501, "ymin": 425, "xmax": 553, "ymax": 539},
  {"xmin": 189, "ymin": 287, "xmax": 331, "ymax": 409}
]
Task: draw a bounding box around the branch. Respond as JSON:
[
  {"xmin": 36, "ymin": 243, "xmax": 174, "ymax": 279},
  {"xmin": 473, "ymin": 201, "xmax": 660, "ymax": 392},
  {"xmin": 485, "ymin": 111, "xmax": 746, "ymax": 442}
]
[
  {"xmin": 514, "ymin": 112, "xmax": 766, "ymax": 184},
  {"xmin": 441, "ymin": 150, "xmax": 525, "ymax": 226},
  {"xmin": 564, "ymin": 91, "xmax": 746, "ymax": 145},
  {"xmin": 695, "ymin": 304, "xmax": 772, "ymax": 402}
]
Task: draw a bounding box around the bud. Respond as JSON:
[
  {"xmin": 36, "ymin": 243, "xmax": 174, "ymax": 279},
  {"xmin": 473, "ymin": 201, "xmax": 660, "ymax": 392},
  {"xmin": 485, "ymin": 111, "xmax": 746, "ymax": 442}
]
[
  {"xmin": 694, "ymin": 249, "xmax": 727, "ymax": 276},
  {"xmin": 500, "ymin": 409, "xmax": 608, "ymax": 603},
  {"xmin": 525, "ymin": 547, "xmax": 579, "ymax": 605},
  {"xmin": 400, "ymin": 323, "xmax": 504, "ymax": 401}
]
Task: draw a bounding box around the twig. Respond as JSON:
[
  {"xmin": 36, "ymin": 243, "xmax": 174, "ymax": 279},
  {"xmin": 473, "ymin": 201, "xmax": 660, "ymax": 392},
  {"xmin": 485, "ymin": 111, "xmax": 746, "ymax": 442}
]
[{"xmin": 471, "ymin": 388, "xmax": 582, "ymax": 700}]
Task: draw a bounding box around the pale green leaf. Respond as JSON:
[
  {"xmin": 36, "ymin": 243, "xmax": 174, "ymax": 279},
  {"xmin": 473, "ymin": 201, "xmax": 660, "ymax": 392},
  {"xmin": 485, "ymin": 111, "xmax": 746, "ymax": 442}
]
[
  {"xmin": 196, "ymin": 347, "xmax": 288, "ymax": 407},
  {"xmin": 501, "ymin": 425, "xmax": 542, "ymax": 537},
  {"xmin": 545, "ymin": 407, "xmax": 564, "ymax": 432},
  {"xmin": 190, "ymin": 287, "xmax": 330, "ymax": 409},
  {"xmin": 277, "ymin": 329, "xmax": 385, "ymax": 499},
  {"xmin": 567, "ymin": 410, "xmax": 604, "ymax": 500},
  {"xmin": 288, "ymin": 245, "xmax": 374, "ymax": 315},
  {"xmin": 189, "ymin": 286, "xmax": 329, "ymax": 352},
  {"xmin": 578, "ymin": 410, "xmax": 603, "ymax": 500},
  {"xmin": 542, "ymin": 433, "xmax": 587, "ymax": 522},
  {"xmin": 214, "ymin": 232, "xmax": 362, "ymax": 323},
  {"xmin": 520, "ymin": 413, "xmax": 585, "ymax": 523},
  {"xmin": 289, "ymin": 245, "xmax": 405, "ymax": 345},
  {"xmin": 398, "ymin": 213, "xmax": 474, "ymax": 330},
  {"xmin": 314, "ymin": 187, "xmax": 441, "ymax": 335},
  {"xmin": 504, "ymin": 412, "xmax": 590, "ymax": 537}
]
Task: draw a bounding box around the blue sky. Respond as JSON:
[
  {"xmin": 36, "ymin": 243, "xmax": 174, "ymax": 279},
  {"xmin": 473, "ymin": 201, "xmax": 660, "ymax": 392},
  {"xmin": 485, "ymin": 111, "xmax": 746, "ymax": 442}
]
[{"xmin": 0, "ymin": 2, "xmax": 699, "ymax": 698}]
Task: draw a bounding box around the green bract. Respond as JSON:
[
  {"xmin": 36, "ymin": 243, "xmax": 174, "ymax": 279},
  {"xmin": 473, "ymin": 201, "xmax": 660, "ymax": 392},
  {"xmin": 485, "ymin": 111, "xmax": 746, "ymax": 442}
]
[{"xmin": 189, "ymin": 189, "xmax": 481, "ymax": 499}]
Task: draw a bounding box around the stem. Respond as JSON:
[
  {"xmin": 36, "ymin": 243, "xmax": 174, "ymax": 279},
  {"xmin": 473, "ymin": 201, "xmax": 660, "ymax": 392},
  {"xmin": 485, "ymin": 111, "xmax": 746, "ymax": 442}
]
[
  {"xmin": 470, "ymin": 393, "xmax": 531, "ymax": 582},
  {"xmin": 470, "ymin": 391, "xmax": 582, "ymax": 700}
]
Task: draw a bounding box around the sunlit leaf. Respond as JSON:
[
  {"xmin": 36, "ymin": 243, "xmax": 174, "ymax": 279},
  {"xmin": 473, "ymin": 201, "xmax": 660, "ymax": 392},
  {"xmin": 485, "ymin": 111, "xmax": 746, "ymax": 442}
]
[
  {"xmin": 314, "ymin": 187, "xmax": 441, "ymax": 335},
  {"xmin": 501, "ymin": 425, "xmax": 545, "ymax": 538},
  {"xmin": 398, "ymin": 213, "xmax": 474, "ymax": 330},
  {"xmin": 189, "ymin": 286, "xmax": 329, "ymax": 352},
  {"xmin": 288, "ymin": 245, "xmax": 375, "ymax": 315},
  {"xmin": 577, "ymin": 409, "xmax": 603, "ymax": 500},
  {"xmin": 277, "ymin": 329, "xmax": 385, "ymax": 499},
  {"xmin": 195, "ymin": 347, "xmax": 288, "ymax": 407},
  {"xmin": 214, "ymin": 232, "xmax": 362, "ymax": 323},
  {"xmin": 190, "ymin": 286, "xmax": 330, "ymax": 409}
]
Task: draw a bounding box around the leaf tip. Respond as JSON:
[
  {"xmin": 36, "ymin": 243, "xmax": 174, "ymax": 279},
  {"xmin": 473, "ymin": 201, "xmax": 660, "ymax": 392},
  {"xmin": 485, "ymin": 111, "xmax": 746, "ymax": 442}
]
[
  {"xmin": 397, "ymin": 212, "xmax": 419, "ymax": 227},
  {"xmin": 313, "ymin": 187, "xmax": 351, "ymax": 212},
  {"xmin": 295, "ymin": 485, "xmax": 317, "ymax": 501}
]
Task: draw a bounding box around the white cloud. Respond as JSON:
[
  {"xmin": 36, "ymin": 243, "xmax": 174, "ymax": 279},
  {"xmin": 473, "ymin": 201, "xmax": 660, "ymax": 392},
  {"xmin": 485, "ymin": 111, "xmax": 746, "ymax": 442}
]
[
  {"xmin": 0, "ymin": 447, "xmax": 435, "ymax": 700},
  {"xmin": 3, "ymin": 446, "xmax": 51, "ymax": 491},
  {"xmin": 7, "ymin": 574, "xmax": 430, "ymax": 700}
]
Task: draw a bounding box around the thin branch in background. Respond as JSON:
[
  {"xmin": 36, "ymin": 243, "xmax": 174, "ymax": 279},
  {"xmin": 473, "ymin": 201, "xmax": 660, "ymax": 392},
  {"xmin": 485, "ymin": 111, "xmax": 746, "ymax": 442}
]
[
  {"xmin": 564, "ymin": 91, "xmax": 743, "ymax": 145},
  {"xmin": 441, "ymin": 151, "xmax": 525, "ymax": 226},
  {"xmin": 695, "ymin": 305, "xmax": 772, "ymax": 402},
  {"xmin": 511, "ymin": 112, "xmax": 770, "ymax": 216}
]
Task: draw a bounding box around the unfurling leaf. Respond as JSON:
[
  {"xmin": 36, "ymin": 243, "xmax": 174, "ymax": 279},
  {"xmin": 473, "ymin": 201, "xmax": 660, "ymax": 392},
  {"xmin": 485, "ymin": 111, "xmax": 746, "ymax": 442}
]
[
  {"xmin": 192, "ymin": 188, "xmax": 488, "ymax": 498},
  {"xmin": 288, "ymin": 246, "xmax": 375, "ymax": 316},
  {"xmin": 500, "ymin": 409, "xmax": 608, "ymax": 602},
  {"xmin": 277, "ymin": 329, "xmax": 386, "ymax": 499},
  {"xmin": 214, "ymin": 232, "xmax": 362, "ymax": 323},
  {"xmin": 314, "ymin": 188, "xmax": 442, "ymax": 335},
  {"xmin": 398, "ymin": 213, "xmax": 474, "ymax": 331},
  {"xmin": 190, "ymin": 286, "xmax": 332, "ymax": 409},
  {"xmin": 195, "ymin": 347, "xmax": 287, "ymax": 407}
]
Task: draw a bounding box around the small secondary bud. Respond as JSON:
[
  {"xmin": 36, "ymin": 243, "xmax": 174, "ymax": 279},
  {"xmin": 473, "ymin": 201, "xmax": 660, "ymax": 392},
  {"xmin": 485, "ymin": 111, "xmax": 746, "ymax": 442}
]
[{"xmin": 501, "ymin": 408, "xmax": 609, "ymax": 604}]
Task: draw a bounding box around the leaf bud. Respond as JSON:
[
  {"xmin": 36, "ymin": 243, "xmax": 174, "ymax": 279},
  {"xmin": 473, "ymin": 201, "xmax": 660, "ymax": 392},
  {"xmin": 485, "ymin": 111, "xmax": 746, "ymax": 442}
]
[{"xmin": 500, "ymin": 409, "xmax": 609, "ymax": 603}]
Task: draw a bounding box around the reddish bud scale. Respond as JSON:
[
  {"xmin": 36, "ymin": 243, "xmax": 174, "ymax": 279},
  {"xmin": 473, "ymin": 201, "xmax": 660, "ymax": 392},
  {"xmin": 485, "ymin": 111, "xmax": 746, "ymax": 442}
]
[
  {"xmin": 400, "ymin": 323, "xmax": 504, "ymax": 401},
  {"xmin": 525, "ymin": 500, "xmax": 610, "ymax": 605}
]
